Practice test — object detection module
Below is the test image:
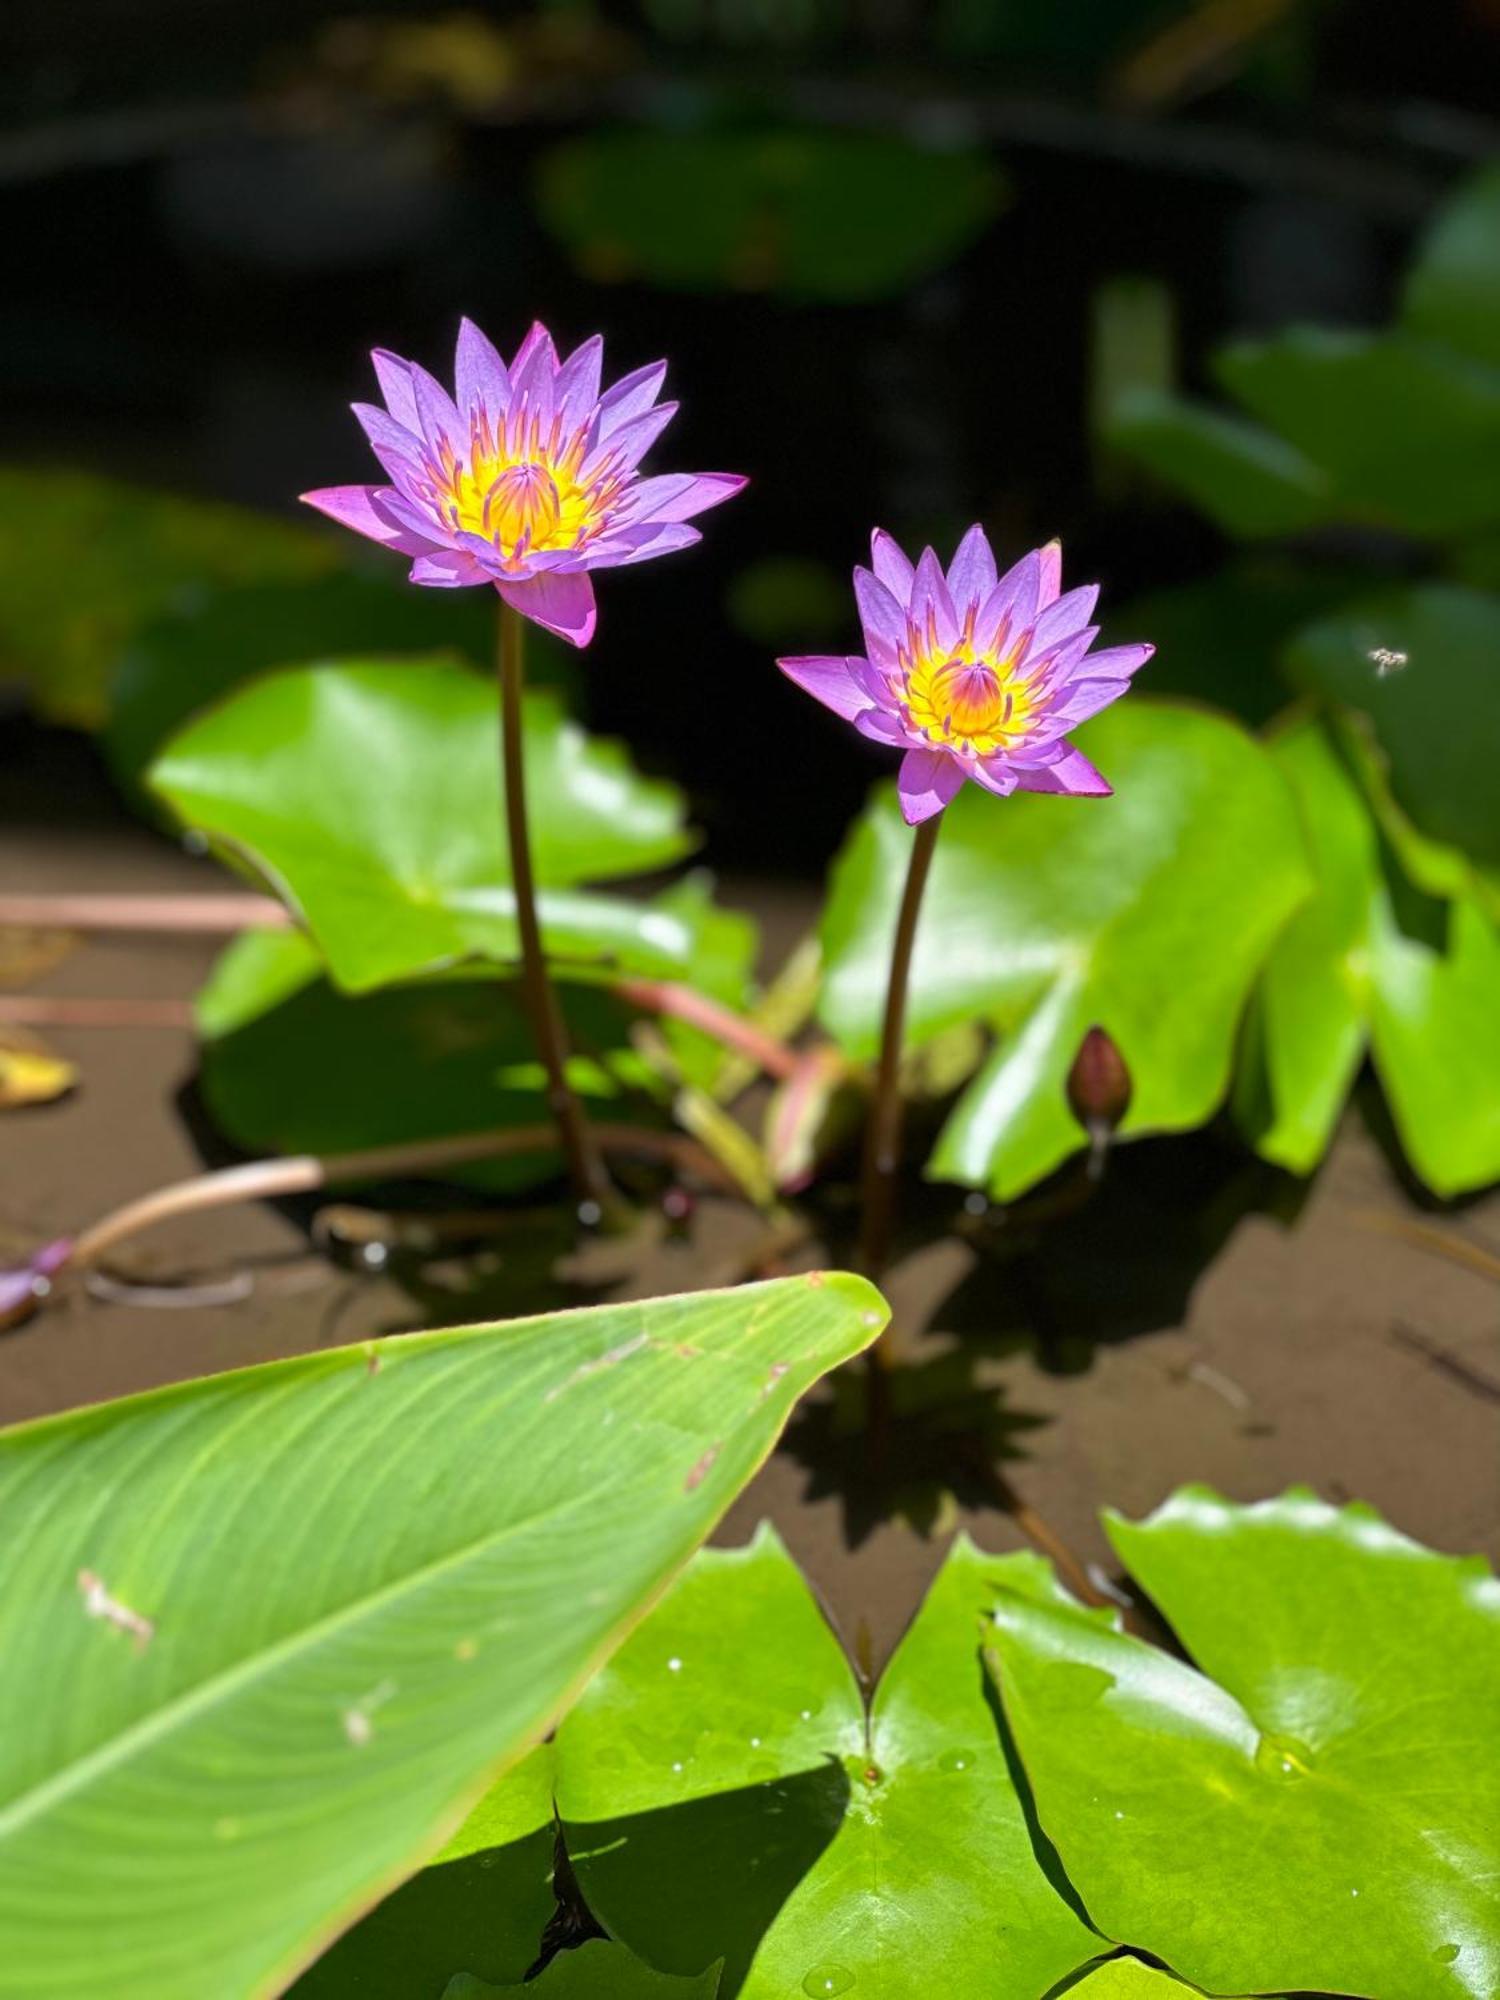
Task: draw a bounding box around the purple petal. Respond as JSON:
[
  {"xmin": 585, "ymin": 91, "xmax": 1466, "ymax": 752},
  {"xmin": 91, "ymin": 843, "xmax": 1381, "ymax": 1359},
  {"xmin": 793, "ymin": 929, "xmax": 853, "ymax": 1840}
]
[
  {"xmin": 455, "ymin": 318, "xmax": 510, "ymax": 423},
  {"xmin": 410, "ymin": 551, "xmax": 490, "ymax": 587},
  {"xmin": 777, "ymin": 655, "xmax": 871, "ymax": 723},
  {"xmin": 1016, "ymin": 744, "xmax": 1112, "ymax": 797},
  {"xmin": 622, "ymin": 471, "xmax": 748, "ymax": 524},
  {"xmin": 508, "ymin": 324, "xmax": 560, "ymax": 426},
  {"xmin": 371, "ymin": 349, "xmax": 420, "ymax": 430},
  {"xmin": 946, "ymin": 523, "xmax": 998, "ymax": 613},
  {"xmin": 911, "ymin": 547, "xmax": 960, "ymax": 651},
  {"xmin": 602, "ymin": 522, "xmax": 703, "ymax": 567},
  {"xmin": 555, "ymin": 334, "xmax": 605, "ymax": 429},
  {"xmin": 351, "ymin": 401, "xmax": 423, "ymax": 477},
  {"xmin": 300, "ymin": 485, "xmax": 433, "ymax": 556},
  {"xmin": 1073, "ymin": 641, "xmax": 1155, "ymax": 682},
  {"xmin": 969, "ymin": 756, "xmax": 1020, "ymax": 797},
  {"xmin": 498, "ymin": 569, "xmax": 597, "ymax": 648},
  {"xmin": 596, "ymin": 360, "xmax": 668, "ymax": 442},
  {"xmin": 854, "ymin": 707, "xmax": 908, "ymax": 745},
  {"xmin": 408, "ymin": 363, "xmax": 465, "ymax": 455},
  {"xmin": 976, "ymin": 551, "xmax": 1042, "ymax": 656},
  {"xmin": 1030, "ymin": 583, "xmax": 1100, "ymax": 657},
  {"xmin": 897, "ymin": 748, "xmax": 966, "ymax": 824},
  {"xmin": 1038, "ymin": 539, "xmax": 1063, "ymax": 607},
  {"xmin": 870, "ymin": 528, "xmax": 916, "ymax": 601},
  {"xmin": 1053, "ymin": 678, "xmax": 1132, "ymax": 726},
  {"xmin": 589, "ymin": 402, "xmax": 679, "ymax": 476},
  {"xmin": 853, "ymin": 567, "xmax": 906, "ymax": 668}
]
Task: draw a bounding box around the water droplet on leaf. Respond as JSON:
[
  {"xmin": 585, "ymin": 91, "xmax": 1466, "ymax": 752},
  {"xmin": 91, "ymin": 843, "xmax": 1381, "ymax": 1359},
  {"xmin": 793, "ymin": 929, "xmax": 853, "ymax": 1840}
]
[
  {"xmin": 802, "ymin": 1968, "xmax": 855, "ymax": 1996},
  {"xmin": 1253, "ymin": 1731, "xmax": 1314, "ymax": 1778}
]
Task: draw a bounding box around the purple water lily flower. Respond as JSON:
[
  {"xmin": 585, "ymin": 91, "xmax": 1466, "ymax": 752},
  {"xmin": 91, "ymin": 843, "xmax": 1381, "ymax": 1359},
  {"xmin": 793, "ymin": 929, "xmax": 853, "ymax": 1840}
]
[
  {"xmin": 302, "ymin": 320, "xmax": 747, "ymax": 647},
  {"xmin": 778, "ymin": 526, "xmax": 1154, "ymax": 823}
]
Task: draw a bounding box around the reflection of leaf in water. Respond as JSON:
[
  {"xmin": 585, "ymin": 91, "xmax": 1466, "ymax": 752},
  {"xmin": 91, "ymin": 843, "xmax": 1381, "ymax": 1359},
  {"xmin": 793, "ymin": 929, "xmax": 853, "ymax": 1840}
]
[{"xmin": 536, "ymin": 128, "xmax": 1004, "ymax": 302}]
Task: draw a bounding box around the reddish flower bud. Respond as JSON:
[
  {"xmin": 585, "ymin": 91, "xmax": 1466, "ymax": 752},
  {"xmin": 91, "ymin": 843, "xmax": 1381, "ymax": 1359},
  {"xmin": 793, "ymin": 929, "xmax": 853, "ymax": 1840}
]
[{"xmin": 1066, "ymin": 1026, "xmax": 1132, "ymax": 1142}]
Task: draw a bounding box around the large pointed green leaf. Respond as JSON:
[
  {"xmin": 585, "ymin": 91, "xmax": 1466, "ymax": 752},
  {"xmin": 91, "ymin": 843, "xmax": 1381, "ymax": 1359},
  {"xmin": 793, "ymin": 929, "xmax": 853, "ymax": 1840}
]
[
  {"xmin": 0, "ymin": 1275, "xmax": 886, "ymax": 2000},
  {"xmin": 819, "ymin": 702, "xmax": 1310, "ymax": 1197},
  {"xmin": 150, "ymin": 660, "xmax": 698, "ymax": 992},
  {"xmin": 988, "ymin": 1488, "xmax": 1500, "ymax": 2000},
  {"xmin": 1403, "ymin": 163, "xmax": 1500, "ymax": 372},
  {"xmin": 554, "ymin": 1528, "xmax": 1100, "ymax": 1998},
  {"xmin": 1214, "ymin": 330, "xmax": 1500, "ymax": 539},
  {"xmin": 0, "ymin": 466, "xmax": 336, "ymax": 728},
  {"xmin": 1237, "ymin": 717, "xmax": 1500, "ymax": 1192}
]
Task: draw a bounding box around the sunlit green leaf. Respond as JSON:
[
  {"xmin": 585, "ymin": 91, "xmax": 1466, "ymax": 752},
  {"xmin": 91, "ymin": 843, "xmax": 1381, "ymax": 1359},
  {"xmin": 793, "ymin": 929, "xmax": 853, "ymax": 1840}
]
[
  {"xmin": 1105, "ymin": 387, "xmax": 1332, "ymax": 538},
  {"xmin": 554, "ymin": 1528, "xmax": 1100, "ymax": 1998},
  {"xmin": 0, "ymin": 1276, "xmax": 886, "ymax": 2000},
  {"xmin": 151, "ymin": 660, "xmax": 697, "ymax": 993},
  {"xmin": 820, "ymin": 702, "xmax": 1310, "ymax": 1197},
  {"xmin": 0, "ymin": 466, "xmax": 335, "ymax": 728},
  {"xmin": 989, "ymin": 1487, "xmax": 1500, "ymax": 2000},
  {"xmin": 1403, "ymin": 162, "xmax": 1500, "ymax": 371},
  {"xmin": 1066, "ymin": 1958, "xmax": 1240, "ymax": 1999},
  {"xmin": 1215, "ymin": 330, "xmax": 1500, "ymax": 538},
  {"xmin": 536, "ymin": 128, "xmax": 1003, "ymax": 302}
]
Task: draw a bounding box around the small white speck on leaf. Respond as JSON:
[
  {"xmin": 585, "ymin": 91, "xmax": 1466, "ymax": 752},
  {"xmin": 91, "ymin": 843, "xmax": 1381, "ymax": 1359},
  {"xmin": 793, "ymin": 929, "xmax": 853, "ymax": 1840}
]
[{"xmin": 77, "ymin": 1569, "xmax": 154, "ymax": 1650}]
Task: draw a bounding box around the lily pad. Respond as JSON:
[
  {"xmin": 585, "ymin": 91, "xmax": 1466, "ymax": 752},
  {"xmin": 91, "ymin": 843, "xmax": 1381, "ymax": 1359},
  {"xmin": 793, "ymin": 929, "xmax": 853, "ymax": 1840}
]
[
  {"xmin": 0, "ymin": 1275, "xmax": 886, "ymax": 2000},
  {"xmin": 1104, "ymin": 387, "xmax": 1332, "ymax": 539},
  {"xmin": 554, "ymin": 1528, "xmax": 1101, "ymax": 1998},
  {"xmin": 150, "ymin": 660, "xmax": 697, "ymax": 992},
  {"xmin": 535, "ymin": 128, "xmax": 1003, "ymax": 303},
  {"xmin": 1403, "ymin": 163, "xmax": 1500, "ymax": 371},
  {"xmin": 988, "ymin": 1487, "xmax": 1500, "ymax": 2000},
  {"xmin": 820, "ymin": 701, "xmax": 1310, "ymax": 1197},
  {"xmin": 444, "ymin": 1940, "xmax": 721, "ymax": 1997},
  {"xmin": 0, "ymin": 466, "xmax": 335, "ymax": 728}
]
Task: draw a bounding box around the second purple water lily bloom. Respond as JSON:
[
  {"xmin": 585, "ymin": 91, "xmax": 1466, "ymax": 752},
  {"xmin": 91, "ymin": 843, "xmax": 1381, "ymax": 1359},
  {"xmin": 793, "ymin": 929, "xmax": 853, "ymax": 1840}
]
[
  {"xmin": 779, "ymin": 526, "xmax": 1153, "ymax": 822},
  {"xmin": 303, "ymin": 319, "xmax": 746, "ymax": 647}
]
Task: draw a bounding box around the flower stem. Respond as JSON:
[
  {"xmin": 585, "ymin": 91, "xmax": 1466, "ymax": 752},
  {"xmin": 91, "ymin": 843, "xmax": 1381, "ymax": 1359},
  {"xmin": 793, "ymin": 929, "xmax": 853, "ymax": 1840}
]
[
  {"xmin": 496, "ymin": 601, "xmax": 610, "ymax": 1214},
  {"xmin": 857, "ymin": 812, "xmax": 941, "ymax": 1287}
]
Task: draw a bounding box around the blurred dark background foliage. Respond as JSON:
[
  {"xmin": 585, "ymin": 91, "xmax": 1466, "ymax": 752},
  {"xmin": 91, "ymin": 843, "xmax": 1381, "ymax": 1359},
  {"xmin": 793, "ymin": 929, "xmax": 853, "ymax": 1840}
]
[{"xmin": 2, "ymin": 0, "xmax": 1497, "ymax": 867}]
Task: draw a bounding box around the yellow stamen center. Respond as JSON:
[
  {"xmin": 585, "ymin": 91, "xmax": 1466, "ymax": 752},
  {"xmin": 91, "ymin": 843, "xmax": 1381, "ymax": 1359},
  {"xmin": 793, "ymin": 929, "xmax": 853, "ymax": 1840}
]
[
  {"xmin": 903, "ymin": 643, "xmax": 1037, "ymax": 756},
  {"xmin": 432, "ymin": 408, "xmax": 616, "ymax": 566}
]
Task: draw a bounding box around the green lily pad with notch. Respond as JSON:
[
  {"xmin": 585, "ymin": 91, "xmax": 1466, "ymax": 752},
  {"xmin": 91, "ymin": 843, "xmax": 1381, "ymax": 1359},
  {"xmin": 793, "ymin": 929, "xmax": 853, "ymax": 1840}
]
[
  {"xmin": 0, "ymin": 1275, "xmax": 886, "ymax": 2000},
  {"xmin": 553, "ymin": 1527, "xmax": 1101, "ymax": 1998},
  {"xmin": 1213, "ymin": 330, "xmax": 1500, "ymax": 540},
  {"xmin": 535, "ymin": 128, "xmax": 1003, "ymax": 303},
  {"xmin": 150, "ymin": 659, "xmax": 697, "ymax": 993},
  {"xmin": 1403, "ymin": 163, "xmax": 1500, "ymax": 372},
  {"xmin": 1284, "ymin": 583, "xmax": 1500, "ymax": 890},
  {"xmin": 1067, "ymin": 1959, "xmax": 1244, "ymax": 1999},
  {"xmin": 105, "ymin": 572, "xmax": 567, "ymax": 797},
  {"xmin": 820, "ymin": 701, "xmax": 1311, "ymax": 1198},
  {"xmin": 988, "ymin": 1486, "xmax": 1500, "ymax": 2000},
  {"xmin": 1236, "ymin": 716, "xmax": 1500, "ymax": 1193},
  {"xmin": 443, "ymin": 1939, "xmax": 721, "ymax": 1997},
  {"xmin": 0, "ymin": 465, "xmax": 336, "ymax": 728},
  {"xmin": 194, "ymin": 929, "xmax": 647, "ymax": 1192}
]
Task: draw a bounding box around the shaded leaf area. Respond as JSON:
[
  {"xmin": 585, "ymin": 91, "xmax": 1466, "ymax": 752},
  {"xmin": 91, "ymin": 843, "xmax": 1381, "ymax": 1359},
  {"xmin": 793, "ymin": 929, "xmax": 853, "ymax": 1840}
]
[
  {"xmin": 535, "ymin": 128, "xmax": 1003, "ymax": 303},
  {"xmin": 553, "ymin": 1528, "xmax": 1101, "ymax": 1998},
  {"xmin": 0, "ymin": 1276, "xmax": 885, "ymax": 2000},
  {"xmin": 195, "ymin": 930, "xmax": 647, "ymax": 1195},
  {"xmin": 0, "ymin": 465, "xmax": 336, "ymax": 728},
  {"xmin": 104, "ymin": 572, "xmax": 571, "ymax": 799},
  {"xmin": 443, "ymin": 1938, "xmax": 721, "ymax": 1997},
  {"xmin": 1104, "ymin": 562, "xmax": 1362, "ymax": 728},
  {"xmin": 1107, "ymin": 166, "xmax": 1500, "ymax": 542},
  {"xmin": 150, "ymin": 660, "xmax": 703, "ymax": 993},
  {"xmin": 989, "ymin": 1488, "xmax": 1500, "ymax": 2000},
  {"xmin": 1234, "ymin": 719, "xmax": 1500, "ymax": 1194},
  {"xmin": 819, "ymin": 702, "xmax": 1310, "ymax": 1198},
  {"xmin": 1284, "ymin": 584, "xmax": 1500, "ymax": 901}
]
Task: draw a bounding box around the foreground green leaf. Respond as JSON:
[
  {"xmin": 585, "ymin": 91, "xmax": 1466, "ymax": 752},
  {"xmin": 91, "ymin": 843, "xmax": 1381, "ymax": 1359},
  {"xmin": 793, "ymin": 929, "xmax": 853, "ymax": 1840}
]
[
  {"xmin": 151, "ymin": 660, "xmax": 696, "ymax": 992},
  {"xmin": 820, "ymin": 702, "xmax": 1310, "ymax": 1196},
  {"xmin": 0, "ymin": 1275, "xmax": 886, "ymax": 1999},
  {"xmin": 0, "ymin": 466, "xmax": 335, "ymax": 727},
  {"xmin": 1237, "ymin": 718, "xmax": 1500, "ymax": 1192},
  {"xmin": 989, "ymin": 1488, "xmax": 1500, "ymax": 2000},
  {"xmin": 1068, "ymin": 1960, "xmax": 1234, "ymax": 1999},
  {"xmin": 555, "ymin": 1528, "xmax": 1099, "ymax": 1998}
]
